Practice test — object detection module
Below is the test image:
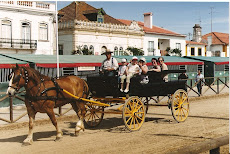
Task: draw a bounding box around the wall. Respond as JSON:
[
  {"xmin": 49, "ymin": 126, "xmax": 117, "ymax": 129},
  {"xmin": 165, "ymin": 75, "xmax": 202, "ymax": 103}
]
[
  {"xmin": 186, "ymin": 44, "xmax": 206, "ymax": 56},
  {"xmin": 0, "ymin": 2, "xmax": 55, "ymax": 55}
]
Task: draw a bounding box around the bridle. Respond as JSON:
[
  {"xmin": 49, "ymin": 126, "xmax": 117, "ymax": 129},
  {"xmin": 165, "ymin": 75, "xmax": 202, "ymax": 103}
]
[{"xmin": 8, "ymin": 67, "xmax": 29, "ymax": 92}]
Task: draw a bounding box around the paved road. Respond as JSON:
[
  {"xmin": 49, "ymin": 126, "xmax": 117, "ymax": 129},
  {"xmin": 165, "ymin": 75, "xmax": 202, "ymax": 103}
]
[{"xmin": 0, "ymin": 95, "xmax": 228, "ymax": 154}]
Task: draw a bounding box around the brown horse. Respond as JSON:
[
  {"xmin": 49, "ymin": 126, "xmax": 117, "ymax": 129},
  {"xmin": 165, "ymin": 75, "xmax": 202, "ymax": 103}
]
[{"xmin": 7, "ymin": 64, "xmax": 88, "ymax": 145}]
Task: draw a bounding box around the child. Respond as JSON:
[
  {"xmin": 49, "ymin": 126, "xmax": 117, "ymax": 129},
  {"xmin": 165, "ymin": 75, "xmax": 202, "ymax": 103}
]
[
  {"xmin": 120, "ymin": 56, "xmax": 140, "ymax": 93},
  {"xmin": 118, "ymin": 58, "xmax": 127, "ymax": 86}
]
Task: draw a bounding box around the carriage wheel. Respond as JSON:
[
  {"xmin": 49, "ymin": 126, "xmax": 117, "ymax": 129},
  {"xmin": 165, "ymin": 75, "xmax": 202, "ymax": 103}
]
[
  {"xmin": 83, "ymin": 103, "xmax": 104, "ymax": 128},
  {"xmin": 171, "ymin": 89, "xmax": 189, "ymax": 123},
  {"xmin": 122, "ymin": 96, "xmax": 145, "ymax": 131}
]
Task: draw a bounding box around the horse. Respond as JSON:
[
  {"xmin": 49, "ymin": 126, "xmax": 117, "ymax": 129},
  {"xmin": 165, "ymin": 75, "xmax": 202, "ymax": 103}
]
[{"xmin": 6, "ymin": 64, "xmax": 89, "ymax": 145}]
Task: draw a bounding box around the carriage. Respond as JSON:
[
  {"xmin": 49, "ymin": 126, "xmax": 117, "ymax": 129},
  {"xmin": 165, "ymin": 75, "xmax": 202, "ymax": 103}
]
[
  {"xmin": 7, "ymin": 65, "xmax": 189, "ymax": 145},
  {"xmin": 84, "ymin": 70, "xmax": 189, "ymax": 131}
]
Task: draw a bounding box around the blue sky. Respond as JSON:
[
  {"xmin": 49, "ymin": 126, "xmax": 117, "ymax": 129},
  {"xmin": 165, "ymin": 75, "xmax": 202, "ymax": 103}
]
[{"xmin": 57, "ymin": 1, "xmax": 229, "ymax": 40}]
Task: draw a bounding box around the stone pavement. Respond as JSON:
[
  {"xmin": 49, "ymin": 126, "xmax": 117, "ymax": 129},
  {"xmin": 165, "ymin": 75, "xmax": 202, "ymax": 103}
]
[{"xmin": 0, "ymin": 84, "xmax": 228, "ymax": 125}]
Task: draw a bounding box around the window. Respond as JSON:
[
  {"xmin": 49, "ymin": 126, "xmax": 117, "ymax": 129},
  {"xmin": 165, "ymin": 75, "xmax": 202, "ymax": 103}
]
[
  {"xmin": 119, "ymin": 47, "xmax": 123, "ymax": 56},
  {"xmin": 58, "ymin": 44, "xmax": 63, "ymax": 55},
  {"xmin": 198, "ymin": 48, "xmax": 202, "ymax": 56},
  {"xmin": 224, "ymin": 64, "xmax": 229, "ymax": 71},
  {"xmin": 198, "ymin": 65, "xmax": 203, "ymax": 72},
  {"xmin": 148, "ymin": 41, "xmax": 154, "ymax": 55},
  {"xmin": 22, "ymin": 22, "xmax": 30, "ymax": 43},
  {"xmin": 1, "ymin": 20, "xmax": 11, "ymax": 39},
  {"xmin": 179, "ymin": 65, "xmax": 186, "ymax": 70},
  {"xmin": 191, "ymin": 47, "xmax": 195, "ymax": 56},
  {"xmin": 176, "ymin": 43, "xmax": 181, "ymax": 50},
  {"xmin": 215, "ymin": 51, "xmax": 220, "ymax": 57},
  {"xmin": 89, "ymin": 45, "xmax": 94, "ymax": 55},
  {"xmin": 39, "ymin": 23, "xmax": 48, "ymax": 41},
  {"xmin": 97, "ymin": 14, "xmax": 104, "ymax": 23},
  {"xmin": 114, "ymin": 46, "xmax": 118, "ymax": 56}
]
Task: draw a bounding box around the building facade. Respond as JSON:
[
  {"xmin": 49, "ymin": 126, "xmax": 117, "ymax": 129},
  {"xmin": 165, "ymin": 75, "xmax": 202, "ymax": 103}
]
[
  {"xmin": 58, "ymin": 2, "xmax": 186, "ymax": 56},
  {"xmin": 202, "ymin": 32, "xmax": 229, "ymax": 57},
  {"xmin": 186, "ymin": 41, "xmax": 207, "ymax": 56},
  {"xmin": 0, "ymin": 1, "xmax": 56, "ymax": 55}
]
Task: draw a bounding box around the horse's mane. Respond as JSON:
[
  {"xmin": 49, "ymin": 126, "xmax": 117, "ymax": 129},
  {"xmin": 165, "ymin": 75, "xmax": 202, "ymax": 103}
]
[{"xmin": 22, "ymin": 67, "xmax": 51, "ymax": 83}]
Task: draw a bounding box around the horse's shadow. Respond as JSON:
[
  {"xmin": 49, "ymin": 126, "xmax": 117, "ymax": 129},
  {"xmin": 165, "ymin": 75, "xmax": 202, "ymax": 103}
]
[{"xmin": 0, "ymin": 130, "xmax": 69, "ymax": 143}]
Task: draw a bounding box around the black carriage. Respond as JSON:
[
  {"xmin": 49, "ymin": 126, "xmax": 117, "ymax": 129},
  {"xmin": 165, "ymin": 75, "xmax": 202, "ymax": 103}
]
[{"xmin": 85, "ymin": 70, "xmax": 189, "ymax": 131}]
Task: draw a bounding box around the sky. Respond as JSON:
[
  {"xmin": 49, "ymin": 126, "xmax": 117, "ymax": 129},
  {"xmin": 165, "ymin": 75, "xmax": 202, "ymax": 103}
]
[{"xmin": 57, "ymin": 1, "xmax": 229, "ymax": 40}]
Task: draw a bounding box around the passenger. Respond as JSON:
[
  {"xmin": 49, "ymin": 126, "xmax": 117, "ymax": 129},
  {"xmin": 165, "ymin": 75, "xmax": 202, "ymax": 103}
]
[
  {"xmin": 100, "ymin": 49, "xmax": 119, "ymax": 76},
  {"xmin": 120, "ymin": 56, "xmax": 140, "ymax": 93},
  {"xmin": 118, "ymin": 58, "xmax": 127, "ymax": 83},
  {"xmin": 178, "ymin": 72, "xmax": 188, "ymax": 80},
  {"xmin": 138, "ymin": 57, "xmax": 149, "ymax": 84},
  {"xmin": 149, "ymin": 58, "xmax": 161, "ymax": 72},
  {"xmin": 158, "ymin": 57, "xmax": 168, "ymax": 82}
]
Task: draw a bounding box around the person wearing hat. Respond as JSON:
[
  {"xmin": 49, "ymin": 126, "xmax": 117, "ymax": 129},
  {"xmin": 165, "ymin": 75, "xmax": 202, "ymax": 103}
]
[
  {"xmin": 120, "ymin": 56, "xmax": 140, "ymax": 93},
  {"xmin": 100, "ymin": 49, "xmax": 118, "ymax": 76},
  {"xmin": 139, "ymin": 57, "xmax": 149, "ymax": 84},
  {"xmin": 118, "ymin": 58, "xmax": 127, "ymax": 85}
]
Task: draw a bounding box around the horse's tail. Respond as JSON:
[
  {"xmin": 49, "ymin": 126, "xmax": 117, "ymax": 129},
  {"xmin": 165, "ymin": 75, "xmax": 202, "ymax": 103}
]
[{"xmin": 82, "ymin": 79, "xmax": 89, "ymax": 98}]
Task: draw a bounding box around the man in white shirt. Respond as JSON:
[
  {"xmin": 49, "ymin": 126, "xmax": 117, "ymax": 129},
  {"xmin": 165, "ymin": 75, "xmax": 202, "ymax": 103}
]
[
  {"xmin": 196, "ymin": 70, "xmax": 204, "ymax": 96},
  {"xmin": 100, "ymin": 49, "xmax": 118, "ymax": 76}
]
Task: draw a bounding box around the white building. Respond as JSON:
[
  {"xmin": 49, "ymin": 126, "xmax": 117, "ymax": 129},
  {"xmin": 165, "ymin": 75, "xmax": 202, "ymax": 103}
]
[
  {"xmin": 0, "ymin": 1, "xmax": 56, "ymax": 55},
  {"xmin": 186, "ymin": 41, "xmax": 207, "ymax": 56},
  {"xmin": 58, "ymin": 2, "xmax": 186, "ymax": 56},
  {"xmin": 202, "ymin": 32, "xmax": 229, "ymax": 57}
]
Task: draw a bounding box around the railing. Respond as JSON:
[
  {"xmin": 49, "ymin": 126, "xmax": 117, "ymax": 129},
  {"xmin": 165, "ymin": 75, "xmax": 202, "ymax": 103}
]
[
  {"xmin": 0, "ymin": 1, "xmax": 55, "ymax": 11},
  {"xmin": 169, "ymin": 135, "xmax": 229, "ymax": 154},
  {"xmin": 0, "ymin": 76, "xmax": 228, "ymax": 124},
  {"xmin": 0, "ymin": 38, "xmax": 37, "ymax": 49}
]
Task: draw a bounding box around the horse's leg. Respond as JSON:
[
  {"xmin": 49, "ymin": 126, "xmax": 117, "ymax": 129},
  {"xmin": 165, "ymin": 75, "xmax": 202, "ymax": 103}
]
[
  {"xmin": 46, "ymin": 107, "xmax": 63, "ymax": 141},
  {"xmin": 23, "ymin": 101, "xmax": 36, "ymax": 145},
  {"xmin": 75, "ymin": 102, "xmax": 86, "ymax": 136}
]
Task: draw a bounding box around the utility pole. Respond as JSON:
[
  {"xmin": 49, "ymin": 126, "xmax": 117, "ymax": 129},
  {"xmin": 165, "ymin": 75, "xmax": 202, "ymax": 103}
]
[
  {"xmin": 188, "ymin": 32, "xmax": 192, "ymax": 41},
  {"xmin": 210, "ymin": 7, "xmax": 214, "ymax": 33}
]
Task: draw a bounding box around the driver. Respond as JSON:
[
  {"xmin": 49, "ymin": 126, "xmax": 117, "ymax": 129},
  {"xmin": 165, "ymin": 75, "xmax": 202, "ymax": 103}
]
[{"xmin": 100, "ymin": 49, "xmax": 118, "ymax": 76}]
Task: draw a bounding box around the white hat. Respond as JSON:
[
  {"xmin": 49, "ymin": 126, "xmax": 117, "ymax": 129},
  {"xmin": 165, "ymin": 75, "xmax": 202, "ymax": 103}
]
[
  {"xmin": 121, "ymin": 58, "xmax": 126, "ymax": 62},
  {"xmin": 132, "ymin": 56, "xmax": 138, "ymax": 60},
  {"xmin": 140, "ymin": 57, "xmax": 146, "ymax": 62}
]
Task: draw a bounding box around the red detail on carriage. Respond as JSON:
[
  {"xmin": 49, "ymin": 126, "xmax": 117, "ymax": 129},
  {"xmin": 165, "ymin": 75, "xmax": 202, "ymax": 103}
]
[
  {"xmin": 0, "ymin": 63, "xmax": 29, "ymax": 68},
  {"xmin": 215, "ymin": 62, "xmax": 229, "ymax": 65}
]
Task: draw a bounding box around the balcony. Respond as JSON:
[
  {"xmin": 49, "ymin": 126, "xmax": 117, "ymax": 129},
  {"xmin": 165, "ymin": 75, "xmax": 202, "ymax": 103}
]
[
  {"xmin": 0, "ymin": 38, "xmax": 37, "ymax": 50},
  {"xmin": 0, "ymin": 1, "xmax": 55, "ymax": 12}
]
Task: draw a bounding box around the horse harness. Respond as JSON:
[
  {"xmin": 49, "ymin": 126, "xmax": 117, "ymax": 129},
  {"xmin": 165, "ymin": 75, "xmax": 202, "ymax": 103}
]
[{"xmin": 10, "ymin": 67, "xmax": 88, "ymax": 107}]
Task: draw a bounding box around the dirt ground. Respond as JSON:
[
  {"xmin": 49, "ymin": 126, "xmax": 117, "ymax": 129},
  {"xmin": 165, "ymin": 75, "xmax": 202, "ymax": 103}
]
[{"xmin": 0, "ymin": 95, "xmax": 228, "ymax": 154}]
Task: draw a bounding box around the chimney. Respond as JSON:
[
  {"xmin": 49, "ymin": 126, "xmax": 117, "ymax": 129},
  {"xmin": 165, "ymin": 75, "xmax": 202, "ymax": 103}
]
[{"xmin": 144, "ymin": 12, "xmax": 152, "ymax": 28}]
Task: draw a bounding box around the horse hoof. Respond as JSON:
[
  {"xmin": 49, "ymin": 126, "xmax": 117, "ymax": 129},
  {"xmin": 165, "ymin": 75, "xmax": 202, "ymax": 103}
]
[
  {"xmin": 22, "ymin": 140, "xmax": 33, "ymax": 146},
  {"xmin": 55, "ymin": 136, "xmax": 62, "ymax": 142},
  {"xmin": 75, "ymin": 131, "xmax": 80, "ymax": 137}
]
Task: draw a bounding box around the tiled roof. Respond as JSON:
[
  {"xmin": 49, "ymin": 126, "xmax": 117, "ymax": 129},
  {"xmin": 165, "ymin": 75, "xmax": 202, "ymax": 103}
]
[
  {"xmin": 186, "ymin": 41, "xmax": 207, "ymax": 45},
  {"xmin": 202, "ymin": 32, "xmax": 229, "ymax": 45},
  {"xmin": 118, "ymin": 19, "xmax": 185, "ymax": 37},
  {"xmin": 58, "ymin": 1, "xmax": 125, "ymax": 25}
]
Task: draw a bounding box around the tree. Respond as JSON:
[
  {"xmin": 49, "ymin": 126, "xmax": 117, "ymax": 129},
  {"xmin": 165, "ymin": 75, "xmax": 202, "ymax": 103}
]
[
  {"xmin": 169, "ymin": 48, "xmax": 182, "ymax": 57},
  {"xmin": 126, "ymin": 47, "xmax": 144, "ymax": 56},
  {"xmin": 72, "ymin": 45, "xmax": 93, "ymax": 55}
]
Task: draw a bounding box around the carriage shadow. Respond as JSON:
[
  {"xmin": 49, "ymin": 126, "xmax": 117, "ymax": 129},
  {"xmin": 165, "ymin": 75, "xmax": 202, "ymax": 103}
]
[
  {"xmin": 65, "ymin": 116, "xmax": 171, "ymax": 134},
  {"xmin": 0, "ymin": 130, "xmax": 68, "ymax": 143}
]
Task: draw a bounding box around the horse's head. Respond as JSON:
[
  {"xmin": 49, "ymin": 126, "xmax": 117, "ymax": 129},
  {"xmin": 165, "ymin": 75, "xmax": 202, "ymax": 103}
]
[{"xmin": 7, "ymin": 64, "xmax": 29, "ymax": 96}]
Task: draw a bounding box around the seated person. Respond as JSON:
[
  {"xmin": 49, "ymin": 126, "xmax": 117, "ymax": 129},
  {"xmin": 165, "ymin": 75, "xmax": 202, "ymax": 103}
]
[
  {"xmin": 138, "ymin": 57, "xmax": 149, "ymax": 84},
  {"xmin": 120, "ymin": 56, "xmax": 139, "ymax": 93},
  {"xmin": 158, "ymin": 57, "xmax": 168, "ymax": 82},
  {"xmin": 118, "ymin": 58, "xmax": 127, "ymax": 83},
  {"xmin": 178, "ymin": 72, "xmax": 188, "ymax": 80},
  {"xmin": 149, "ymin": 58, "xmax": 161, "ymax": 72},
  {"xmin": 100, "ymin": 49, "xmax": 118, "ymax": 76}
]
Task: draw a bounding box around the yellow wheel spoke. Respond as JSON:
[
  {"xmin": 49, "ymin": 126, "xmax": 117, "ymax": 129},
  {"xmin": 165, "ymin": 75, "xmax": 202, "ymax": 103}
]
[
  {"xmin": 181, "ymin": 96, "xmax": 188, "ymax": 104},
  {"xmin": 125, "ymin": 107, "xmax": 132, "ymax": 114},
  {"xmin": 182, "ymin": 102, "xmax": 189, "ymax": 106},
  {"xmin": 136, "ymin": 115, "xmax": 143, "ymax": 121},
  {"xmin": 126, "ymin": 116, "xmax": 132, "ymax": 124},
  {"xmin": 134, "ymin": 117, "xmax": 140, "ymax": 126},
  {"xmin": 136, "ymin": 112, "xmax": 144, "ymax": 114},
  {"xmin": 125, "ymin": 114, "xmax": 132, "ymax": 116},
  {"xmin": 87, "ymin": 114, "xmax": 92, "ymax": 121},
  {"xmin": 129, "ymin": 117, "xmax": 134, "ymax": 128}
]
